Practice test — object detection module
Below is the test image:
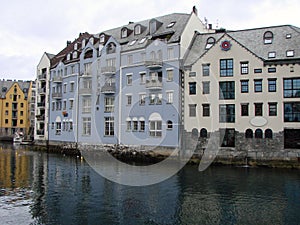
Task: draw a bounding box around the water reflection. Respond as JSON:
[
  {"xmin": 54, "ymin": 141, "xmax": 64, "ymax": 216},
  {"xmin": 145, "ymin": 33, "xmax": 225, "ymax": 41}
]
[{"xmin": 0, "ymin": 143, "xmax": 299, "ymax": 225}]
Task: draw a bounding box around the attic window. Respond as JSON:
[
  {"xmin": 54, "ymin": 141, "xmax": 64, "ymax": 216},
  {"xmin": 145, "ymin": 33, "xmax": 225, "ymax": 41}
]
[
  {"xmin": 67, "ymin": 53, "xmax": 71, "ymax": 61},
  {"xmin": 139, "ymin": 37, "xmax": 147, "ymax": 44},
  {"xmin": 264, "ymin": 31, "xmax": 273, "ymax": 44},
  {"xmin": 128, "ymin": 39, "xmax": 137, "ymax": 46},
  {"xmin": 73, "ymin": 51, "xmax": 78, "ymax": 59},
  {"xmin": 89, "ymin": 37, "xmax": 94, "ymax": 44},
  {"xmin": 121, "ymin": 28, "xmax": 128, "ymax": 38},
  {"xmin": 167, "ymin": 22, "xmax": 176, "ymax": 28},
  {"xmin": 134, "ymin": 25, "xmax": 141, "ymax": 35},
  {"xmin": 2, "ymin": 87, "xmax": 7, "ymax": 92},
  {"xmin": 205, "ymin": 37, "xmax": 215, "ymax": 49},
  {"xmin": 149, "ymin": 19, "xmax": 157, "ymax": 35},
  {"xmin": 82, "ymin": 39, "xmax": 86, "ymax": 48},
  {"xmin": 107, "ymin": 42, "xmax": 116, "ymax": 54},
  {"xmin": 286, "ymin": 50, "xmax": 294, "ymax": 57},
  {"xmin": 268, "ymin": 51, "xmax": 276, "ymax": 58},
  {"xmin": 74, "ymin": 43, "xmax": 78, "ymax": 50},
  {"xmin": 286, "ymin": 34, "xmax": 292, "ymax": 39},
  {"xmin": 100, "ymin": 34, "xmax": 105, "ymax": 43}
]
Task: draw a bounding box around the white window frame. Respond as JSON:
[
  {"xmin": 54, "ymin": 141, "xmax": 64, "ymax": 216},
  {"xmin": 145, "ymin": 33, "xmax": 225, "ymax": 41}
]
[{"xmin": 82, "ymin": 117, "xmax": 91, "ymax": 136}]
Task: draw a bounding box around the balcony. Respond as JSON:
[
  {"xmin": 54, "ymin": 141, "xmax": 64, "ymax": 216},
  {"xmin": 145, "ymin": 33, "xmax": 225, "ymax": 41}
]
[
  {"xmin": 80, "ymin": 70, "xmax": 92, "ymax": 77},
  {"xmin": 36, "ymin": 130, "xmax": 45, "ymax": 136},
  {"xmin": 36, "ymin": 115, "xmax": 45, "ymax": 121},
  {"xmin": 52, "ymin": 92, "xmax": 62, "ymax": 99},
  {"xmin": 145, "ymin": 60, "xmax": 163, "ymax": 69},
  {"xmin": 38, "ymin": 73, "xmax": 47, "ymax": 80},
  {"xmin": 146, "ymin": 79, "xmax": 163, "ymax": 90},
  {"xmin": 52, "ymin": 76, "xmax": 62, "ymax": 83},
  {"xmin": 37, "ymin": 102, "xmax": 45, "ymax": 107},
  {"xmin": 101, "ymin": 66, "xmax": 116, "ymax": 75},
  {"xmin": 101, "ymin": 83, "xmax": 116, "ymax": 94},
  {"xmin": 79, "ymin": 88, "xmax": 92, "ymax": 95},
  {"xmin": 38, "ymin": 87, "xmax": 46, "ymax": 95}
]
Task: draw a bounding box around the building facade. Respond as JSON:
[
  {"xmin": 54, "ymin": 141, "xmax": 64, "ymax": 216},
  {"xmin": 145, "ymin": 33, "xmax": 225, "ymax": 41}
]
[
  {"xmin": 35, "ymin": 52, "xmax": 54, "ymax": 144},
  {"xmin": 47, "ymin": 8, "xmax": 210, "ymax": 148},
  {"xmin": 183, "ymin": 25, "xmax": 300, "ymax": 156},
  {"xmin": 0, "ymin": 80, "xmax": 33, "ymax": 139}
]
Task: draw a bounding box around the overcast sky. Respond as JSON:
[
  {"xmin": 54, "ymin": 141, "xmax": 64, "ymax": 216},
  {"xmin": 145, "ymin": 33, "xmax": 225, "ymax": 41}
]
[{"xmin": 1, "ymin": 0, "xmax": 299, "ymax": 81}]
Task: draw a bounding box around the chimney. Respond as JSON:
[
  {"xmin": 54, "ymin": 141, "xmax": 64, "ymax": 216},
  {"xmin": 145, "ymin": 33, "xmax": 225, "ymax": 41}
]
[
  {"xmin": 67, "ymin": 41, "xmax": 71, "ymax": 46},
  {"xmin": 192, "ymin": 6, "xmax": 198, "ymax": 16}
]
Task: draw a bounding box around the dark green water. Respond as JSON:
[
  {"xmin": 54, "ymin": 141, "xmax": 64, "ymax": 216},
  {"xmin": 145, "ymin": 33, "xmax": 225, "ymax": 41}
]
[{"xmin": 0, "ymin": 143, "xmax": 299, "ymax": 225}]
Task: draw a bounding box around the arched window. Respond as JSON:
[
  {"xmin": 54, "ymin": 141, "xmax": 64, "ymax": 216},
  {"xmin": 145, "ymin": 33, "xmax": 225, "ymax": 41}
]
[
  {"xmin": 265, "ymin": 129, "xmax": 273, "ymax": 139},
  {"xmin": 106, "ymin": 42, "xmax": 116, "ymax": 54},
  {"xmin": 264, "ymin": 31, "xmax": 273, "ymax": 44},
  {"xmin": 134, "ymin": 24, "xmax": 141, "ymax": 35},
  {"xmin": 149, "ymin": 19, "xmax": 157, "ymax": 35},
  {"xmin": 167, "ymin": 120, "xmax": 173, "ymax": 129},
  {"xmin": 255, "ymin": 129, "xmax": 263, "ymax": 139},
  {"xmin": 200, "ymin": 128, "xmax": 208, "ymax": 138},
  {"xmin": 205, "ymin": 37, "xmax": 215, "ymax": 49},
  {"xmin": 121, "ymin": 28, "xmax": 128, "ymax": 38},
  {"xmin": 150, "ymin": 51, "xmax": 156, "ymax": 60},
  {"xmin": 72, "ymin": 51, "xmax": 78, "ymax": 59},
  {"xmin": 100, "ymin": 34, "xmax": 105, "ymax": 43},
  {"xmin": 245, "ymin": 129, "xmax": 253, "ymax": 138},
  {"xmin": 149, "ymin": 113, "xmax": 162, "ymax": 137}
]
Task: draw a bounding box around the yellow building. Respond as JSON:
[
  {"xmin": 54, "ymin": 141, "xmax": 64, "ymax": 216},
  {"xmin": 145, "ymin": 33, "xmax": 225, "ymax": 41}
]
[{"xmin": 0, "ymin": 80, "xmax": 33, "ymax": 139}]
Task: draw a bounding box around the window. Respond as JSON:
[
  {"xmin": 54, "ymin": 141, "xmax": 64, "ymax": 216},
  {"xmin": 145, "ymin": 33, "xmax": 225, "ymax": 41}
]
[
  {"xmin": 126, "ymin": 119, "xmax": 132, "ymax": 131},
  {"xmin": 20, "ymin": 111, "xmax": 23, "ymax": 116},
  {"xmin": 126, "ymin": 95, "xmax": 132, "ymax": 105},
  {"xmin": 100, "ymin": 34, "xmax": 105, "ymax": 43},
  {"xmin": 128, "ymin": 40, "xmax": 137, "ymax": 46},
  {"xmin": 140, "ymin": 72, "xmax": 146, "ymax": 84},
  {"xmin": 287, "ymin": 50, "xmax": 294, "ymax": 57},
  {"xmin": 167, "ymin": 120, "xmax": 173, "ymax": 129},
  {"xmin": 104, "ymin": 97, "xmax": 114, "ymax": 112},
  {"xmin": 81, "ymin": 117, "xmax": 91, "ymax": 136},
  {"xmin": 220, "ymin": 128, "xmax": 235, "ymax": 147},
  {"xmin": 254, "ymin": 80, "xmax": 262, "ymax": 92},
  {"xmin": 52, "ymin": 102, "xmax": 55, "ymax": 111},
  {"xmin": 189, "ymin": 72, "xmax": 196, "ymax": 77},
  {"xmin": 69, "ymin": 122, "xmax": 73, "ymax": 131},
  {"xmin": 286, "ymin": 34, "xmax": 292, "ymax": 39},
  {"xmin": 5, "ymin": 102, "xmax": 9, "ymax": 107},
  {"xmin": 126, "ymin": 74, "xmax": 132, "ymax": 85},
  {"xmin": 202, "ymin": 82, "xmax": 210, "ymax": 94},
  {"xmin": 134, "ymin": 25, "xmax": 141, "ymax": 35},
  {"xmin": 69, "ymin": 99, "xmax": 74, "ymax": 109},
  {"xmin": 139, "ymin": 38, "xmax": 147, "ymax": 44},
  {"xmin": 167, "ymin": 21, "xmax": 176, "ymax": 28},
  {"xmin": 219, "ymin": 104, "xmax": 235, "ymax": 123},
  {"xmin": 149, "ymin": 120, "xmax": 162, "ymax": 137},
  {"xmin": 105, "ymin": 117, "xmax": 114, "ymax": 136},
  {"xmin": 265, "ymin": 129, "xmax": 273, "ymax": 139},
  {"xmin": 107, "ymin": 43, "xmax": 116, "ymax": 54},
  {"xmin": 149, "ymin": 94, "xmax": 155, "ymax": 105},
  {"xmin": 200, "ymin": 128, "xmax": 208, "ymax": 138},
  {"xmin": 205, "ymin": 37, "xmax": 215, "ymax": 49},
  {"xmin": 220, "ymin": 59, "xmax": 233, "ymax": 77},
  {"xmin": 133, "ymin": 120, "xmax": 138, "ymax": 131},
  {"xmin": 284, "ymin": 78, "xmax": 300, "ymax": 98},
  {"xmin": 268, "ymin": 67, "xmax": 276, "ymax": 73},
  {"xmin": 166, "ymin": 91, "xmax": 173, "ymax": 104},
  {"xmin": 241, "ymin": 104, "xmax": 249, "ymax": 116},
  {"xmin": 219, "ymin": 81, "xmax": 235, "ymax": 99},
  {"xmin": 189, "ymin": 82, "xmax": 196, "ymax": 95},
  {"xmin": 63, "ymin": 83, "xmax": 67, "ymax": 93},
  {"xmin": 56, "ymin": 122, "xmax": 61, "ymax": 135},
  {"xmin": 241, "ymin": 80, "xmax": 249, "ymax": 93},
  {"xmin": 284, "ymin": 102, "xmax": 300, "ymax": 122},
  {"xmin": 156, "ymin": 93, "xmax": 162, "ymax": 105},
  {"xmin": 70, "ymin": 82, "xmax": 75, "ymax": 92},
  {"xmin": 121, "ymin": 28, "xmax": 127, "ymax": 38},
  {"xmin": 189, "ymin": 104, "xmax": 197, "ymax": 117},
  {"xmin": 139, "ymin": 120, "xmax": 145, "ymax": 132},
  {"xmin": 166, "ymin": 69, "xmax": 174, "ymax": 81},
  {"xmin": 82, "ymin": 79, "xmax": 92, "ymax": 89},
  {"xmin": 240, "ymin": 62, "xmax": 249, "ymax": 74},
  {"xmin": 255, "ymin": 103, "xmax": 263, "ymax": 116},
  {"xmin": 167, "ymin": 48, "xmax": 174, "ymax": 59},
  {"xmin": 139, "ymin": 93, "xmax": 146, "ymax": 105},
  {"xmin": 245, "ymin": 129, "xmax": 253, "ymax": 138},
  {"xmin": 255, "ymin": 129, "xmax": 263, "ymax": 138},
  {"xmin": 5, "ymin": 119, "xmax": 8, "ymax": 124},
  {"xmin": 63, "ymin": 100, "xmax": 67, "ymax": 110},
  {"xmin": 202, "ymin": 104, "xmax": 210, "ymax": 117},
  {"xmin": 268, "ymin": 52, "xmax": 276, "ymax": 58},
  {"xmin": 127, "ymin": 55, "xmax": 133, "ymax": 65},
  {"xmin": 202, "ymin": 64, "xmax": 210, "ymax": 76},
  {"xmin": 5, "ymin": 110, "xmax": 8, "ymax": 115},
  {"xmin": 264, "ymin": 31, "xmax": 273, "ymax": 44},
  {"xmin": 254, "ymin": 69, "xmax": 262, "ymax": 74},
  {"xmin": 21, "ymin": 103, "xmax": 24, "ymax": 108},
  {"xmin": 268, "ymin": 79, "xmax": 277, "ymax": 92},
  {"xmin": 82, "ymin": 97, "xmax": 91, "ymax": 113}
]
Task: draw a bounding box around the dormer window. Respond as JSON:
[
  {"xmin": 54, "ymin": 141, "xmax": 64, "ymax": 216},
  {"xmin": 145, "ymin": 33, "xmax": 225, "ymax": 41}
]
[
  {"xmin": 74, "ymin": 43, "xmax": 78, "ymax": 50},
  {"xmin": 107, "ymin": 42, "xmax": 116, "ymax": 54},
  {"xmin": 2, "ymin": 87, "xmax": 7, "ymax": 92},
  {"xmin": 67, "ymin": 53, "xmax": 71, "ymax": 61},
  {"xmin": 205, "ymin": 37, "xmax": 215, "ymax": 49},
  {"xmin": 121, "ymin": 28, "xmax": 128, "ymax": 38},
  {"xmin": 82, "ymin": 39, "xmax": 86, "ymax": 48},
  {"xmin": 134, "ymin": 25, "xmax": 141, "ymax": 35},
  {"xmin": 264, "ymin": 31, "xmax": 273, "ymax": 44},
  {"xmin": 268, "ymin": 51, "xmax": 276, "ymax": 58},
  {"xmin": 100, "ymin": 34, "xmax": 105, "ymax": 43},
  {"xmin": 89, "ymin": 37, "xmax": 94, "ymax": 44},
  {"xmin": 73, "ymin": 51, "xmax": 78, "ymax": 59},
  {"xmin": 167, "ymin": 22, "xmax": 176, "ymax": 28},
  {"xmin": 286, "ymin": 34, "xmax": 292, "ymax": 39},
  {"xmin": 286, "ymin": 50, "xmax": 294, "ymax": 57},
  {"xmin": 150, "ymin": 19, "xmax": 157, "ymax": 35}
]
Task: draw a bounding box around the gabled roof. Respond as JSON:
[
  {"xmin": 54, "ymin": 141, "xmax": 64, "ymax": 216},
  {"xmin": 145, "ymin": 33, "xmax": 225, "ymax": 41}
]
[
  {"xmin": 184, "ymin": 25, "xmax": 300, "ymax": 67},
  {"xmin": 0, "ymin": 80, "xmax": 31, "ymax": 99}
]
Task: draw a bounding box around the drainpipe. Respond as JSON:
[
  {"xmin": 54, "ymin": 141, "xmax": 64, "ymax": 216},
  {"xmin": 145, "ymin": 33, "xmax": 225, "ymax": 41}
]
[{"xmin": 118, "ymin": 66, "xmax": 124, "ymax": 145}]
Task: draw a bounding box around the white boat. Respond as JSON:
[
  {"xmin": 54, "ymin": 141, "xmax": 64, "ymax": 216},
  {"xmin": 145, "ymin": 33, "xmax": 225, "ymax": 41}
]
[{"xmin": 13, "ymin": 132, "xmax": 24, "ymax": 143}]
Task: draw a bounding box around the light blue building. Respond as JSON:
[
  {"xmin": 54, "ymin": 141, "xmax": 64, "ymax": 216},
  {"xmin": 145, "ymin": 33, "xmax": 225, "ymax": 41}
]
[{"xmin": 48, "ymin": 8, "xmax": 209, "ymax": 147}]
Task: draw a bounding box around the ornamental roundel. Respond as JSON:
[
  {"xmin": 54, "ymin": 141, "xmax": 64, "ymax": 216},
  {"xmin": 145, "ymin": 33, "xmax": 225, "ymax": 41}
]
[{"xmin": 221, "ymin": 40, "xmax": 232, "ymax": 51}]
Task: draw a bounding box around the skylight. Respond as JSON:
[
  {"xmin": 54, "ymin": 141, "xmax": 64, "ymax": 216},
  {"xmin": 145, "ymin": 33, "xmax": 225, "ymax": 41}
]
[
  {"xmin": 128, "ymin": 39, "xmax": 137, "ymax": 46},
  {"xmin": 139, "ymin": 37, "xmax": 147, "ymax": 44},
  {"xmin": 167, "ymin": 22, "xmax": 176, "ymax": 28}
]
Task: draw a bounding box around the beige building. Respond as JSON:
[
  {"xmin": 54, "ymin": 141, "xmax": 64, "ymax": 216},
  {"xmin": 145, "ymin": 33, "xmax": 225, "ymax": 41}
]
[{"xmin": 183, "ymin": 25, "xmax": 300, "ymax": 156}]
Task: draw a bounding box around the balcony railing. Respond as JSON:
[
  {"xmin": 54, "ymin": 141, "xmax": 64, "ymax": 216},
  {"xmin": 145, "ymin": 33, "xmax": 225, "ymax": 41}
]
[
  {"xmin": 38, "ymin": 87, "xmax": 46, "ymax": 94},
  {"xmin": 36, "ymin": 115, "xmax": 45, "ymax": 121},
  {"xmin": 145, "ymin": 79, "xmax": 163, "ymax": 89},
  {"xmin": 37, "ymin": 102, "xmax": 45, "ymax": 107},
  {"xmin": 36, "ymin": 130, "xmax": 45, "ymax": 135},
  {"xmin": 145, "ymin": 60, "xmax": 163, "ymax": 69},
  {"xmin": 52, "ymin": 76, "xmax": 62, "ymax": 83},
  {"xmin": 101, "ymin": 83, "xmax": 116, "ymax": 94},
  {"xmin": 80, "ymin": 70, "xmax": 92, "ymax": 77},
  {"xmin": 38, "ymin": 73, "xmax": 47, "ymax": 80},
  {"xmin": 79, "ymin": 88, "xmax": 92, "ymax": 95},
  {"xmin": 52, "ymin": 92, "xmax": 62, "ymax": 99},
  {"xmin": 101, "ymin": 66, "xmax": 116, "ymax": 75}
]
